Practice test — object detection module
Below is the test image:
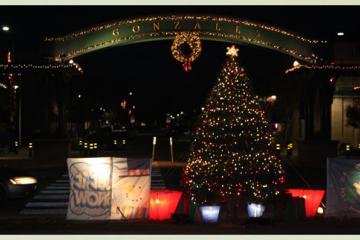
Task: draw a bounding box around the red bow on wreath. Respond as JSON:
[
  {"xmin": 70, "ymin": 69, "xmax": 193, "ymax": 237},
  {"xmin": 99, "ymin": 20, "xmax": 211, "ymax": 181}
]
[
  {"xmin": 171, "ymin": 32, "xmax": 202, "ymax": 73},
  {"xmin": 182, "ymin": 60, "xmax": 192, "ymax": 72}
]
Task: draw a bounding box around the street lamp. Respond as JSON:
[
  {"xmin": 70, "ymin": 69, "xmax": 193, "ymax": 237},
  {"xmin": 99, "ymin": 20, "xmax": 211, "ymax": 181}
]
[
  {"xmin": 266, "ymin": 95, "xmax": 277, "ymax": 103},
  {"xmin": 337, "ymin": 32, "xmax": 344, "ymax": 36},
  {"xmin": 2, "ymin": 24, "xmax": 21, "ymax": 147}
]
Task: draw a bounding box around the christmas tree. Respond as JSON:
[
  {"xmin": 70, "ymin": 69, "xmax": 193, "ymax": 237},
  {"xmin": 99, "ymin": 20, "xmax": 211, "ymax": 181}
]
[{"xmin": 184, "ymin": 45, "xmax": 285, "ymax": 206}]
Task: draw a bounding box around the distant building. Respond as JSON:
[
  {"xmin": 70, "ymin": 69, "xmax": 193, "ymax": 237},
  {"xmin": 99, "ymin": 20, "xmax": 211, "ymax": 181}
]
[{"xmin": 331, "ymin": 41, "xmax": 360, "ymax": 146}]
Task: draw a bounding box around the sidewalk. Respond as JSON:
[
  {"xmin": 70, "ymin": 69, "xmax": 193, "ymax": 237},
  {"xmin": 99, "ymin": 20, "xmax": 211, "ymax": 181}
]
[
  {"xmin": 0, "ymin": 147, "xmax": 31, "ymax": 160},
  {"xmin": 0, "ymin": 217, "xmax": 359, "ymax": 234},
  {"xmin": 0, "ymin": 149, "xmax": 65, "ymax": 169}
]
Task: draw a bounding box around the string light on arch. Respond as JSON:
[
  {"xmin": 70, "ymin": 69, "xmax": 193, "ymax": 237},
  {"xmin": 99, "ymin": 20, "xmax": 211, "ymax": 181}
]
[
  {"xmin": 0, "ymin": 63, "xmax": 83, "ymax": 73},
  {"xmin": 45, "ymin": 15, "xmax": 326, "ymax": 64},
  {"xmin": 285, "ymin": 63, "xmax": 360, "ymax": 74}
]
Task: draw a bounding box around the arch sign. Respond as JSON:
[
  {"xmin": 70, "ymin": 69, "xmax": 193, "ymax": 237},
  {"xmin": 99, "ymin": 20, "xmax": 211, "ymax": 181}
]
[{"xmin": 45, "ymin": 15, "xmax": 328, "ymax": 64}]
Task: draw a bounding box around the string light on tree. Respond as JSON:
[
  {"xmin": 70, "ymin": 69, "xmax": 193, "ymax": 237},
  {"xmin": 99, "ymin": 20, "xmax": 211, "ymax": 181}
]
[{"xmin": 184, "ymin": 45, "xmax": 285, "ymax": 206}]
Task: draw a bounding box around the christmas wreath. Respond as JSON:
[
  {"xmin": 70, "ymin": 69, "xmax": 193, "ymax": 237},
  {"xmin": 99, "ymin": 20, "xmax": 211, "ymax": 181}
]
[{"xmin": 171, "ymin": 32, "xmax": 202, "ymax": 72}]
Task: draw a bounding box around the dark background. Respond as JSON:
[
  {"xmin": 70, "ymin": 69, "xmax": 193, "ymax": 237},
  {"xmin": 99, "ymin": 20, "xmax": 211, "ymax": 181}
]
[{"xmin": 0, "ymin": 6, "xmax": 359, "ymax": 134}]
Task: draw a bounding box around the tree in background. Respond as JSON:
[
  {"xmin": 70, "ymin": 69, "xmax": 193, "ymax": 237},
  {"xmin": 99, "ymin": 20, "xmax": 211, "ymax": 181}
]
[
  {"xmin": 346, "ymin": 104, "xmax": 360, "ymax": 129},
  {"xmin": 184, "ymin": 46, "xmax": 285, "ymax": 206},
  {"xmin": 346, "ymin": 104, "xmax": 360, "ymax": 146}
]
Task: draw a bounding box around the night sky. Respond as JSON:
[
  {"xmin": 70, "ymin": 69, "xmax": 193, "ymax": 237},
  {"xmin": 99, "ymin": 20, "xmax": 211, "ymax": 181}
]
[{"xmin": 1, "ymin": 6, "xmax": 360, "ymax": 129}]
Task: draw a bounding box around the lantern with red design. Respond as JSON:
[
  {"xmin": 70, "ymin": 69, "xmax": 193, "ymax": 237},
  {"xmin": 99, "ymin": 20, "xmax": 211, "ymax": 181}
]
[
  {"xmin": 287, "ymin": 189, "xmax": 325, "ymax": 217},
  {"xmin": 149, "ymin": 190, "xmax": 183, "ymax": 221}
]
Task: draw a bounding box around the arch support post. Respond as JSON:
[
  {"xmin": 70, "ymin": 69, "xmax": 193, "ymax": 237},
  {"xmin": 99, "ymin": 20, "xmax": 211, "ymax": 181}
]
[
  {"xmin": 294, "ymin": 69, "xmax": 338, "ymax": 167},
  {"xmin": 33, "ymin": 70, "xmax": 69, "ymax": 164}
]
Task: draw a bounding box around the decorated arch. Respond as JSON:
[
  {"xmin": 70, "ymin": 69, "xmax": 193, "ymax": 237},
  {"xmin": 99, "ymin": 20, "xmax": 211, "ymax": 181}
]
[{"xmin": 44, "ymin": 15, "xmax": 328, "ymax": 64}]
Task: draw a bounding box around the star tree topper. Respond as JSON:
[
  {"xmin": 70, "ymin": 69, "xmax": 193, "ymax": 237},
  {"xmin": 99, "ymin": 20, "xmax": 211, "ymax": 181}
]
[{"xmin": 226, "ymin": 45, "xmax": 239, "ymax": 57}]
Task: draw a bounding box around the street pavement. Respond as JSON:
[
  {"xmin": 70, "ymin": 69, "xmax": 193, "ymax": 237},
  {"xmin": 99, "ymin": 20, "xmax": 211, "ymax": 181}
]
[{"xmin": 0, "ymin": 214, "xmax": 360, "ymax": 234}]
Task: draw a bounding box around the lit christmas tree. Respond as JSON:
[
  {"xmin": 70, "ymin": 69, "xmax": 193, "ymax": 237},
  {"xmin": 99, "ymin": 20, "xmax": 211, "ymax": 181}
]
[{"xmin": 184, "ymin": 45, "xmax": 285, "ymax": 206}]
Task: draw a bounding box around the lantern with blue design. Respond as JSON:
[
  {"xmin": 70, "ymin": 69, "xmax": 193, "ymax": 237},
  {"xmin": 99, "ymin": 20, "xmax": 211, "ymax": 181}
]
[
  {"xmin": 247, "ymin": 203, "xmax": 266, "ymax": 218},
  {"xmin": 199, "ymin": 205, "xmax": 221, "ymax": 223}
]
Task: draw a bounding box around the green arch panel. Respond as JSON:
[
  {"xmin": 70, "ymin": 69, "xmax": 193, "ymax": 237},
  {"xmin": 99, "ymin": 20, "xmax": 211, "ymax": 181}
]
[{"xmin": 44, "ymin": 15, "xmax": 329, "ymax": 64}]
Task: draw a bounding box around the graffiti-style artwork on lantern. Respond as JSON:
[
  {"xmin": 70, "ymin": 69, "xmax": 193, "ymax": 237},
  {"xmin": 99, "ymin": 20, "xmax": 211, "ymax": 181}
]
[
  {"xmin": 67, "ymin": 157, "xmax": 112, "ymax": 220},
  {"xmin": 67, "ymin": 157, "xmax": 151, "ymax": 220}
]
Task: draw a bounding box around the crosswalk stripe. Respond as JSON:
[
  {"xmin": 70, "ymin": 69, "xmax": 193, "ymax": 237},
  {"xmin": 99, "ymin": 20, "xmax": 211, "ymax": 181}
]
[
  {"xmin": 40, "ymin": 190, "xmax": 70, "ymax": 194},
  {"xmin": 48, "ymin": 183, "xmax": 69, "ymax": 186},
  {"xmin": 45, "ymin": 186, "xmax": 69, "ymax": 190},
  {"xmin": 150, "ymin": 167, "xmax": 165, "ymax": 189},
  {"xmin": 56, "ymin": 180, "xmax": 69, "ymax": 183},
  {"xmin": 26, "ymin": 202, "xmax": 68, "ymax": 208},
  {"xmin": 20, "ymin": 209, "xmax": 67, "ymax": 215},
  {"xmin": 33, "ymin": 195, "xmax": 69, "ymax": 200},
  {"xmin": 47, "ymin": 186, "xmax": 68, "ymax": 189}
]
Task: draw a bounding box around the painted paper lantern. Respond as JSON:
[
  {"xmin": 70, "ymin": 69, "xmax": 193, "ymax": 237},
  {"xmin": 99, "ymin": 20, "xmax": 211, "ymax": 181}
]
[
  {"xmin": 199, "ymin": 206, "xmax": 221, "ymax": 223},
  {"xmin": 149, "ymin": 190, "xmax": 182, "ymax": 221},
  {"xmin": 287, "ymin": 189, "xmax": 325, "ymax": 217},
  {"xmin": 247, "ymin": 203, "xmax": 266, "ymax": 218},
  {"xmin": 67, "ymin": 157, "xmax": 151, "ymax": 220}
]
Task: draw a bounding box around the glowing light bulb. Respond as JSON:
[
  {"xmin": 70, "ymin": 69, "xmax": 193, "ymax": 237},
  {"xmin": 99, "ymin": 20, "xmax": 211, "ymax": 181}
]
[
  {"xmin": 2, "ymin": 25, "xmax": 10, "ymax": 32},
  {"xmin": 317, "ymin": 207, "xmax": 324, "ymax": 214}
]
